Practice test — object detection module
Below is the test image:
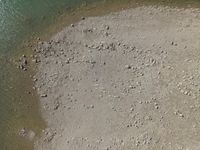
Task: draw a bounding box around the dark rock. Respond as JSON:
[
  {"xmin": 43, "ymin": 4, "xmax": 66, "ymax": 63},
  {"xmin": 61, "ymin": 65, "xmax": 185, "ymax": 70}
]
[
  {"xmin": 19, "ymin": 128, "xmax": 27, "ymax": 137},
  {"xmin": 18, "ymin": 56, "xmax": 28, "ymax": 71},
  {"xmin": 41, "ymin": 94, "xmax": 47, "ymax": 98}
]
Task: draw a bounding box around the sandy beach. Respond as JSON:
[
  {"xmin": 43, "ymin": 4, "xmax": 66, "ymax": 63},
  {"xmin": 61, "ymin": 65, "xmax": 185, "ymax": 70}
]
[{"xmin": 34, "ymin": 6, "xmax": 200, "ymax": 150}]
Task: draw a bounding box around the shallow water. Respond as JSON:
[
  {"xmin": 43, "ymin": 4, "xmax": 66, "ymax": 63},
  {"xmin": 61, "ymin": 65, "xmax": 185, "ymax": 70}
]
[
  {"xmin": 1, "ymin": 0, "xmax": 200, "ymax": 150},
  {"xmin": 0, "ymin": 0, "xmax": 101, "ymax": 55},
  {"xmin": 0, "ymin": 59, "xmax": 45, "ymax": 149},
  {"xmin": 0, "ymin": 0, "xmax": 100, "ymax": 150}
]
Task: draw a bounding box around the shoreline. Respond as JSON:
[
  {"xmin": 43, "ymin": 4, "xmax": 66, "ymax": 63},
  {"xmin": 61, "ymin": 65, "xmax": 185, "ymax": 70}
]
[
  {"xmin": 1, "ymin": 1, "xmax": 146, "ymax": 149},
  {"xmin": 34, "ymin": 5, "xmax": 200, "ymax": 150}
]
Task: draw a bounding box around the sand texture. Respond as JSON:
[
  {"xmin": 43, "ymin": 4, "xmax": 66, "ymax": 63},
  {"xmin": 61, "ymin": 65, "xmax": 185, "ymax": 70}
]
[{"xmin": 34, "ymin": 6, "xmax": 200, "ymax": 150}]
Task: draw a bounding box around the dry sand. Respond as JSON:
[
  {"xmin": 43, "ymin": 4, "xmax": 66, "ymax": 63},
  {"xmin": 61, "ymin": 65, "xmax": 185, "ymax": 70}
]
[{"xmin": 34, "ymin": 6, "xmax": 200, "ymax": 150}]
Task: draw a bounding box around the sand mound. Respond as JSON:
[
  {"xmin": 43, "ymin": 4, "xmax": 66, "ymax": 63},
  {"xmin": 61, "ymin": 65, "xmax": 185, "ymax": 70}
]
[{"xmin": 35, "ymin": 6, "xmax": 200, "ymax": 150}]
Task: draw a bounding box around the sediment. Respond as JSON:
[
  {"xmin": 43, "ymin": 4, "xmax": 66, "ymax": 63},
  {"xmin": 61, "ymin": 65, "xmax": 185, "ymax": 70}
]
[{"xmin": 34, "ymin": 6, "xmax": 200, "ymax": 150}]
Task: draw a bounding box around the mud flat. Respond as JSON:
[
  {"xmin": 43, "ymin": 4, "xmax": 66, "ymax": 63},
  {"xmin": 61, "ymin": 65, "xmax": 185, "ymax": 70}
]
[{"xmin": 34, "ymin": 6, "xmax": 200, "ymax": 150}]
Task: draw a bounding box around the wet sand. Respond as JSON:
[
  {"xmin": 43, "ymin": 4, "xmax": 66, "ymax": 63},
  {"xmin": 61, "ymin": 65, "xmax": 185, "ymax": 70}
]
[{"xmin": 34, "ymin": 5, "xmax": 200, "ymax": 150}]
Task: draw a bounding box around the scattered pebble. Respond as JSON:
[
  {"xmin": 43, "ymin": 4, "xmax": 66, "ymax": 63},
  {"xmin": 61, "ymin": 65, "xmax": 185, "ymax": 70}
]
[{"xmin": 41, "ymin": 94, "xmax": 47, "ymax": 98}]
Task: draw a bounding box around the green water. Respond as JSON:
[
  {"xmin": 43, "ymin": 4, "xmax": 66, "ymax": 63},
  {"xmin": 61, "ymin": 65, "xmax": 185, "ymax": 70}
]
[
  {"xmin": 0, "ymin": 59, "xmax": 45, "ymax": 149},
  {"xmin": 0, "ymin": 0, "xmax": 101, "ymax": 55},
  {"xmin": 1, "ymin": 0, "xmax": 200, "ymax": 150},
  {"xmin": 0, "ymin": 0, "xmax": 100, "ymax": 150}
]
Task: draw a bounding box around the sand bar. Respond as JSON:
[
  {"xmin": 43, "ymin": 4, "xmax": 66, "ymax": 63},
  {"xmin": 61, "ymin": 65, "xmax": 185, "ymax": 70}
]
[{"xmin": 34, "ymin": 6, "xmax": 200, "ymax": 150}]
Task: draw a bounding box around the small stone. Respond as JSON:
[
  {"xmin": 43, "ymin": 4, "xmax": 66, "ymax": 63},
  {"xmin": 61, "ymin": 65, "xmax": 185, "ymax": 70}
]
[
  {"xmin": 139, "ymin": 101, "xmax": 142, "ymax": 104},
  {"xmin": 105, "ymin": 25, "xmax": 110, "ymax": 30},
  {"xmin": 130, "ymin": 107, "xmax": 134, "ymax": 112},
  {"xmin": 179, "ymin": 113, "xmax": 184, "ymax": 118},
  {"xmin": 65, "ymin": 59, "xmax": 70, "ymax": 64},
  {"xmin": 54, "ymin": 102, "xmax": 60, "ymax": 110},
  {"xmin": 174, "ymin": 111, "xmax": 178, "ymax": 115},
  {"xmin": 33, "ymin": 78, "xmax": 38, "ymax": 82},
  {"xmin": 84, "ymin": 43, "xmax": 88, "ymax": 47},
  {"xmin": 125, "ymin": 65, "xmax": 131, "ymax": 69},
  {"xmin": 19, "ymin": 128, "xmax": 27, "ymax": 137},
  {"xmin": 71, "ymin": 24, "xmax": 75, "ymax": 27},
  {"xmin": 41, "ymin": 94, "xmax": 47, "ymax": 98},
  {"xmin": 23, "ymin": 68, "xmax": 27, "ymax": 71},
  {"xmin": 105, "ymin": 32, "xmax": 109, "ymax": 36}
]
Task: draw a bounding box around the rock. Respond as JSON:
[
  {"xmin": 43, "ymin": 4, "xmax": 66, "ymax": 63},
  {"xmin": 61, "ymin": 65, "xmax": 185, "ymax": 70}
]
[
  {"xmin": 179, "ymin": 113, "xmax": 184, "ymax": 118},
  {"xmin": 154, "ymin": 103, "xmax": 159, "ymax": 109},
  {"xmin": 71, "ymin": 24, "xmax": 75, "ymax": 27},
  {"xmin": 105, "ymin": 25, "xmax": 110, "ymax": 30},
  {"xmin": 18, "ymin": 56, "xmax": 28, "ymax": 71},
  {"xmin": 130, "ymin": 107, "xmax": 134, "ymax": 112},
  {"xmin": 41, "ymin": 94, "xmax": 47, "ymax": 98},
  {"xmin": 44, "ymin": 129, "xmax": 56, "ymax": 142},
  {"xmin": 33, "ymin": 78, "xmax": 38, "ymax": 82},
  {"xmin": 54, "ymin": 102, "xmax": 60, "ymax": 110},
  {"xmin": 18, "ymin": 128, "xmax": 35, "ymax": 141},
  {"xmin": 84, "ymin": 43, "xmax": 88, "ymax": 47},
  {"xmin": 32, "ymin": 59, "xmax": 40, "ymax": 63},
  {"xmin": 105, "ymin": 32, "xmax": 109, "ymax": 36},
  {"xmin": 19, "ymin": 128, "xmax": 27, "ymax": 137},
  {"xmin": 65, "ymin": 59, "xmax": 70, "ymax": 64},
  {"xmin": 125, "ymin": 65, "xmax": 131, "ymax": 69},
  {"xmin": 23, "ymin": 67, "xmax": 27, "ymax": 71}
]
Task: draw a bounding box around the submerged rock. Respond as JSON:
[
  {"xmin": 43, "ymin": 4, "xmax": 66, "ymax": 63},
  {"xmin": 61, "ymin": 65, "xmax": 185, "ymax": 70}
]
[
  {"xmin": 18, "ymin": 128, "xmax": 36, "ymax": 141},
  {"xmin": 18, "ymin": 55, "xmax": 28, "ymax": 71}
]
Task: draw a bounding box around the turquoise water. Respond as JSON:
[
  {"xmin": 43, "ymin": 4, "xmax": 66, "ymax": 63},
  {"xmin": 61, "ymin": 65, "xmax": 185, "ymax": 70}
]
[{"xmin": 0, "ymin": 0, "xmax": 99, "ymax": 55}]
